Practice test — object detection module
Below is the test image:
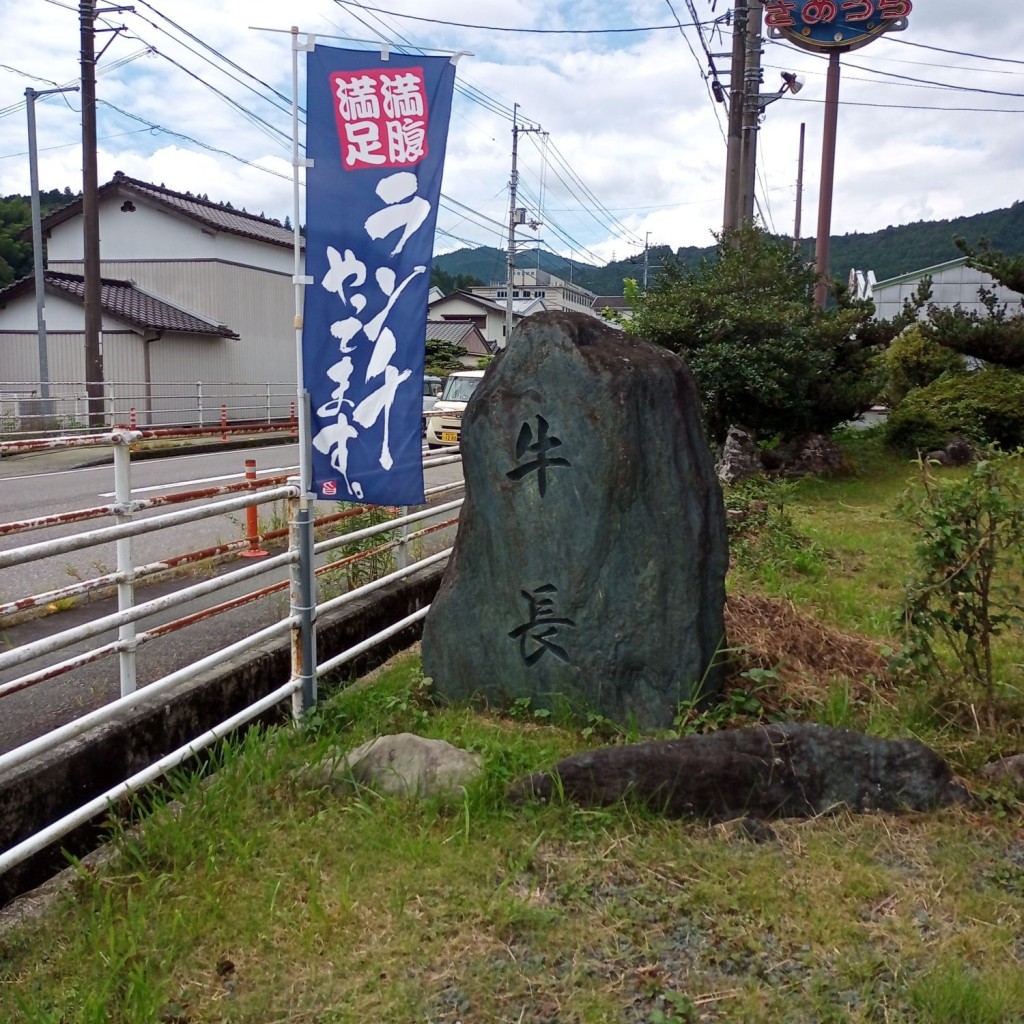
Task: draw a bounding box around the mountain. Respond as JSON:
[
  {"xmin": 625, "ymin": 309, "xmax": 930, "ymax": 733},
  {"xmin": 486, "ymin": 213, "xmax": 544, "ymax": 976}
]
[{"xmin": 434, "ymin": 201, "xmax": 1024, "ymax": 297}]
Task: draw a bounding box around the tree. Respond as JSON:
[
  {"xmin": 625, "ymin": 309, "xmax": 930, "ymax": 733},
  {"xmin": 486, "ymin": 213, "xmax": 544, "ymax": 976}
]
[
  {"xmin": 920, "ymin": 238, "xmax": 1024, "ymax": 368},
  {"xmin": 624, "ymin": 225, "xmax": 923, "ymax": 445},
  {"xmin": 0, "ymin": 189, "xmax": 82, "ymax": 285},
  {"xmin": 429, "ymin": 266, "xmax": 484, "ymax": 295},
  {"xmin": 425, "ymin": 338, "xmax": 467, "ymax": 375},
  {"xmin": 882, "ymin": 322, "xmax": 966, "ymax": 407}
]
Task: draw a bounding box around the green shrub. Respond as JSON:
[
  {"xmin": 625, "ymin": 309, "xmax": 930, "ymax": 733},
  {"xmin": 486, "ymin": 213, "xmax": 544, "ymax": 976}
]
[
  {"xmin": 895, "ymin": 449, "xmax": 1024, "ymax": 725},
  {"xmin": 885, "ymin": 369, "xmax": 1024, "ymax": 453},
  {"xmin": 881, "ymin": 324, "xmax": 966, "ymax": 407}
]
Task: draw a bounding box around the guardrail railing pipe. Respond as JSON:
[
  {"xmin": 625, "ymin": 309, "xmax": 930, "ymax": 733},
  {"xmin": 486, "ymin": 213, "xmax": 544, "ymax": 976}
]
[{"xmin": 113, "ymin": 432, "xmax": 137, "ymax": 695}]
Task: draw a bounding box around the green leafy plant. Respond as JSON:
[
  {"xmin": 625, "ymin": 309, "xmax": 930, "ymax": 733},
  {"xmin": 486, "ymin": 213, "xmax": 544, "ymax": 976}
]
[
  {"xmin": 672, "ymin": 677, "xmax": 772, "ymax": 735},
  {"xmin": 895, "ymin": 449, "xmax": 1024, "ymax": 724},
  {"xmin": 885, "ymin": 368, "xmax": 1024, "ymax": 454},
  {"xmin": 726, "ymin": 476, "xmax": 826, "ymax": 581},
  {"xmin": 319, "ymin": 502, "xmax": 398, "ymax": 593},
  {"xmin": 624, "ymin": 224, "xmax": 924, "ymax": 445},
  {"xmin": 881, "ymin": 322, "xmax": 966, "ymax": 407}
]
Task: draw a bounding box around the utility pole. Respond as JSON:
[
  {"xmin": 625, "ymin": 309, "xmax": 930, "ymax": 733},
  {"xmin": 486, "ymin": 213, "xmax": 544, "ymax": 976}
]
[
  {"xmin": 27, "ymin": 85, "xmax": 79, "ymax": 422},
  {"xmin": 79, "ymin": 1, "xmax": 130, "ymax": 426},
  {"xmin": 80, "ymin": 0, "xmax": 104, "ymax": 427},
  {"xmin": 722, "ymin": 0, "xmax": 748, "ymax": 233},
  {"xmin": 643, "ymin": 231, "xmax": 651, "ymax": 291},
  {"xmin": 504, "ymin": 105, "xmax": 542, "ymax": 349},
  {"xmin": 814, "ymin": 53, "xmax": 842, "ymax": 308},
  {"xmin": 738, "ymin": 0, "xmax": 764, "ymax": 226},
  {"xmin": 793, "ymin": 121, "xmax": 805, "ymax": 248}
]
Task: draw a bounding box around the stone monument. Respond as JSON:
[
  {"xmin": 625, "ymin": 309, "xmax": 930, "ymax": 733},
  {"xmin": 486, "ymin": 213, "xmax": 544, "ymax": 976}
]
[{"xmin": 421, "ymin": 311, "xmax": 728, "ymax": 729}]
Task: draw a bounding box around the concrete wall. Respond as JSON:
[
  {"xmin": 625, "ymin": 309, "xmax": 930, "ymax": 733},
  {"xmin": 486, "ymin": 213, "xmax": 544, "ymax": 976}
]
[{"xmin": 0, "ymin": 560, "xmax": 444, "ymax": 906}]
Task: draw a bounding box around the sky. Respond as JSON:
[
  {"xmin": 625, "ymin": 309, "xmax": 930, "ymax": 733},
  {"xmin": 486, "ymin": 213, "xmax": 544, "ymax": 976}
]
[{"xmin": 2, "ymin": 0, "xmax": 1023, "ymax": 274}]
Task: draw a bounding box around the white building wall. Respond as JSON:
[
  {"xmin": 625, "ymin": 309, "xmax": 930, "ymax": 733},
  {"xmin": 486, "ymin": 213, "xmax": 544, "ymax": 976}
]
[
  {"xmin": 82, "ymin": 259, "xmax": 297, "ymax": 385},
  {"xmin": 873, "ymin": 261, "xmax": 1024, "ymax": 321},
  {"xmin": 46, "ymin": 193, "xmax": 296, "ymax": 275}
]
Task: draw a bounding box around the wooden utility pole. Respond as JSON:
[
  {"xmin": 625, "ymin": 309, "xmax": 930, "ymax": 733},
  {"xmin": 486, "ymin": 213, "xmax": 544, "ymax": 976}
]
[
  {"xmin": 80, "ymin": 0, "xmax": 105, "ymax": 426},
  {"xmin": 814, "ymin": 53, "xmax": 842, "ymax": 308}
]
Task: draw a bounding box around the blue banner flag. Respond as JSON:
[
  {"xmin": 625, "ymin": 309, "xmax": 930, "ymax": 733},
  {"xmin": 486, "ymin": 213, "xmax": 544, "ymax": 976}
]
[{"xmin": 302, "ymin": 46, "xmax": 456, "ymax": 504}]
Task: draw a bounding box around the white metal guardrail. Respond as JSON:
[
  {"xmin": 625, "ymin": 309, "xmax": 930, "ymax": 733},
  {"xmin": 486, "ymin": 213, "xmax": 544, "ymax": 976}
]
[
  {"xmin": 0, "ymin": 431, "xmax": 463, "ymax": 879},
  {"xmin": 0, "ymin": 380, "xmax": 298, "ymax": 436}
]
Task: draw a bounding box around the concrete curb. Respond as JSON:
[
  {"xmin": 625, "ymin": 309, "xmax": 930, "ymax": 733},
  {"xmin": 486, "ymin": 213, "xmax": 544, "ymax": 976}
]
[{"xmin": 0, "ymin": 434, "xmax": 297, "ymax": 476}]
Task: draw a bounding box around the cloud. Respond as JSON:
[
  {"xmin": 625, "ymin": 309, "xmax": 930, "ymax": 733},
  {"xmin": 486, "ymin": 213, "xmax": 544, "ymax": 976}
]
[{"xmin": 1, "ymin": 0, "xmax": 1021, "ymax": 269}]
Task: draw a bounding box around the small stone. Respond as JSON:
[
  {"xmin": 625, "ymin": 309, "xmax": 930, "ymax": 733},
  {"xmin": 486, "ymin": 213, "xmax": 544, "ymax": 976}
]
[{"xmin": 309, "ymin": 733, "xmax": 483, "ymax": 800}]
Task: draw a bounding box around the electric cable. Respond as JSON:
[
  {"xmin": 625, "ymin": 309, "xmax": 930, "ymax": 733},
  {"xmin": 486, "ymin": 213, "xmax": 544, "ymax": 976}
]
[{"xmin": 332, "ymin": 2, "xmax": 711, "ymax": 34}]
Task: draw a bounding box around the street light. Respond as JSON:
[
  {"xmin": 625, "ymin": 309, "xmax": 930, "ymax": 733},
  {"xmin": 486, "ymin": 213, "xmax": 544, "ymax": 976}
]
[{"xmin": 755, "ymin": 71, "xmax": 804, "ymax": 110}]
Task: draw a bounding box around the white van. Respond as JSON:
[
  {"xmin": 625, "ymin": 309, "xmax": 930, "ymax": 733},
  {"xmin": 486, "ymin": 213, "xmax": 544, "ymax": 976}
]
[
  {"xmin": 421, "ymin": 375, "xmax": 442, "ymax": 435},
  {"xmin": 425, "ymin": 369, "xmax": 485, "ymax": 448}
]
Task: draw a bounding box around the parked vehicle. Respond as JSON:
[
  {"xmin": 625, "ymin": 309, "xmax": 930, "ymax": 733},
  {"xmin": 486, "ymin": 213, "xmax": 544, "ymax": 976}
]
[
  {"xmin": 422, "ymin": 375, "xmax": 442, "ymax": 435},
  {"xmin": 425, "ymin": 370, "xmax": 485, "ymax": 448}
]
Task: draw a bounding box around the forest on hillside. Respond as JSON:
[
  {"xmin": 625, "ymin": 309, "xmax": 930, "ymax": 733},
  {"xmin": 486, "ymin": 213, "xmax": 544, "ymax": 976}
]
[
  {"xmin": 0, "ymin": 189, "xmax": 79, "ymax": 286},
  {"xmin": 435, "ymin": 200, "xmax": 1024, "ymax": 297},
  {"xmin": 4, "ymin": 186, "xmax": 1022, "ymax": 299}
]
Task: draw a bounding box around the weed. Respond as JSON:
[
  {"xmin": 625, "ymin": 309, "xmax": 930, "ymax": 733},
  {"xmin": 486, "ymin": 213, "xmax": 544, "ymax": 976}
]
[
  {"xmin": 895, "ymin": 449, "xmax": 1024, "ymax": 726},
  {"xmin": 319, "ymin": 502, "xmax": 398, "ymax": 594},
  {"xmin": 908, "ymin": 962, "xmax": 1024, "ymax": 1024},
  {"xmin": 672, "ymin": 674, "xmax": 773, "ymax": 735},
  {"xmin": 726, "ymin": 476, "xmax": 828, "ymax": 583}
]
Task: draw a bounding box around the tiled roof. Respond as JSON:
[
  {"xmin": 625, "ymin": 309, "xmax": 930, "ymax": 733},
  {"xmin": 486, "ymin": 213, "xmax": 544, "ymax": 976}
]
[
  {"xmin": 0, "ymin": 271, "xmax": 237, "ymax": 337},
  {"xmin": 429, "ymin": 290, "xmax": 542, "ymax": 317},
  {"xmin": 36, "ymin": 172, "xmax": 300, "ymax": 250},
  {"xmin": 592, "ymin": 295, "xmax": 630, "ymax": 310},
  {"xmin": 425, "ymin": 319, "xmax": 492, "ymax": 356}
]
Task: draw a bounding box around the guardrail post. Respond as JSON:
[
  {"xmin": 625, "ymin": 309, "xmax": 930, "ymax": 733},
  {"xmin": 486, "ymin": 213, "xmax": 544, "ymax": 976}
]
[
  {"xmin": 289, "ymin": 488, "xmax": 318, "ymax": 717},
  {"xmin": 196, "ymin": 381, "xmax": 204, "ymax": 427},
  {"xmin": 240, "ymin": 458, "xmax": 269, "ymax": 558},
  {"xmin": 220, "ymin": 404, "xmax": 228, "ymax": 441},
  {"xmin": 397, "ymin": 505, "xmax": 409, "ymax": 569},
  {"xmin": 113, "ymin": 431, "xmax": 137, "ymax": 695},
  {"xmin": 105, "ymin": 380, "xmax": 115, "ymax": 428}
]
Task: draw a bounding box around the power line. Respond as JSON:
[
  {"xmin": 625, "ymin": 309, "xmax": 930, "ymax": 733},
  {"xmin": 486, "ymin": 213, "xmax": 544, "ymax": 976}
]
[
  {"xmin": 332, "ymin": 2, "xmax": 710, "ymax": 34},
  {"xmin": 123, "ymin": 8, "xmax": 297, "ymax": 122},
  {"xmin": 788, "ymin": 95, "xmax": 1024, "ymax": 113},
  {"xmin": 885, "ymin": 36, "xmax": 1024, "ymax": 67},
  {"xmin": 97, "ymin": 100, "xmax": 295, "ymax": 180},
  {"xmin": 328, "ymin": 1, "xmax": 518, "ymax": 121},
  {"xmin": 117, "ymin": 36, "xmax": 292, "ymax": 146},
  {"xmin": 839, "ymin": 59, "xmax": 1024, "ymax": 99},
  {"xmin": 134, "ymin": 0, "xmax": 296, "ymax": 109}
]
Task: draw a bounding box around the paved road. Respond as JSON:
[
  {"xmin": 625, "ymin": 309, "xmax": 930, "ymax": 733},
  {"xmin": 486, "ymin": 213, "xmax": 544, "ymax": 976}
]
[
  {"xmin": 0, "ymin": 441, "xmax": 307, "ymax": 598},
  {"xmin": 0, "ymin": 439, "xmax": 462, "ymax": 754}
]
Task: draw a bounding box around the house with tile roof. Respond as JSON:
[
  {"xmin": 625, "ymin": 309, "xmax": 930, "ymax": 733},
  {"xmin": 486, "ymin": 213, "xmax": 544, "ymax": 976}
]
[
  {"xmin": 427, "ymin": 289, "xmax": 546, "ymax": 349},
  {"xmin": 424, "ymin": 319, "xmax": 493, "ymax": 367},
  {"xmin": 0, "ymin": 172, "xmax": 301, "ymax": 426}
]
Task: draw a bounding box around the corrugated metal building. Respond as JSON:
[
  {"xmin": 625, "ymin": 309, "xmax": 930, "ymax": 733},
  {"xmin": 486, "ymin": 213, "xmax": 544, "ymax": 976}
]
[
  {"xmin": 872, "ymin": 257, "xmax": 1024, "ymax": 321},
  {"xmin": 0, "ymin": 173, "xmax": 300, "ymax": 427}
]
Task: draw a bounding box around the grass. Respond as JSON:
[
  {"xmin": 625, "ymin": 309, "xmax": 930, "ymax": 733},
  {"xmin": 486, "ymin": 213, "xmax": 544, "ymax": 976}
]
[{"xmin": 1, "ymin": 430, "xmax": 1022, "ymax": 1023}]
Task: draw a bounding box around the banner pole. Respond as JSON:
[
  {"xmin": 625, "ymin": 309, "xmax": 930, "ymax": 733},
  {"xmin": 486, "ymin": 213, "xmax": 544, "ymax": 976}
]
[{"xmin": 290, "ymin": 26, "xmax": 317, "ymax": 717}]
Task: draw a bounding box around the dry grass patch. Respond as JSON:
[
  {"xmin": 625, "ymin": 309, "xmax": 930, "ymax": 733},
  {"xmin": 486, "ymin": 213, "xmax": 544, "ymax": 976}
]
[{"xmin": 724, "ymin": 592, "xmax": 895, "ymax": 714}]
